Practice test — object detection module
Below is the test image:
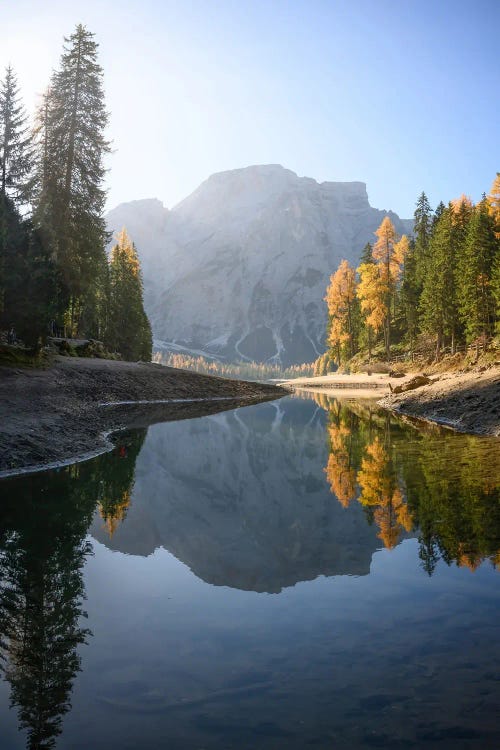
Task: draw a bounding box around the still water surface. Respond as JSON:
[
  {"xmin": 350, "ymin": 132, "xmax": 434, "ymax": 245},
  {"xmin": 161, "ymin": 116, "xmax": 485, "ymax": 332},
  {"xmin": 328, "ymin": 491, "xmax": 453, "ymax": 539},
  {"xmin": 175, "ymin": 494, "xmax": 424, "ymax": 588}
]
[{"xmin": 0, "ymin": 394, "xmax": 499, "ymax": 749}]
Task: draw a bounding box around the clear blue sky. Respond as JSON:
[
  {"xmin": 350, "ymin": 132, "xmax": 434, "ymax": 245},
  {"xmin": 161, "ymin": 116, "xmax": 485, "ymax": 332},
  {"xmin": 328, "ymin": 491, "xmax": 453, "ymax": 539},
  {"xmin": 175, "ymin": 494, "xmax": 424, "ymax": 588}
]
[{"xmin": 3, "ymin": 0, "xmax": 499, "ymax": 217}]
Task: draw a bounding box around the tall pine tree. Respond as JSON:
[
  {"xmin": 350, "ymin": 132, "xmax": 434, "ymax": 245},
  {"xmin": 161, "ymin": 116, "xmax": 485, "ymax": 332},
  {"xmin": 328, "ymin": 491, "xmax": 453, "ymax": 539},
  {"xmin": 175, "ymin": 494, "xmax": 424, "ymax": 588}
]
[
  {"xmin": 33, "ymin": 25, "xmax": 110, "ymax": 335},
  {"xmin": 419, "ymin": 208, "xmax": 457, "ymax": 358},
  {"xmin": 413, "ymin": 192, "xmax": 432, "ymax": 285},
  {"xmin": 459, "ymin": 200, "xmax": 498, "ymax": 348},
  {"xmin": 0, "ymin": 66, "xmax": 32, "ymax": 206},
  {"xmin": 0, "ymin": 67, "xmax": 33, "ymax": 312}
]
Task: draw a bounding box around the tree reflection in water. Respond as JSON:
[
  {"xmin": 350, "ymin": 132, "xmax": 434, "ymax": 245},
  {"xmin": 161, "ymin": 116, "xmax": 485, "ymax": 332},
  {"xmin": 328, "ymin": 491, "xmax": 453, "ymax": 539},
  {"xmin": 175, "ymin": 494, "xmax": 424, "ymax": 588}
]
[
  {"xmin": 310, "ymin": 391, "xmax": 500, "ymax": 572},
  {"xmin": 0, "ymin": 429, "xmax": 146, "ymax": 749}
]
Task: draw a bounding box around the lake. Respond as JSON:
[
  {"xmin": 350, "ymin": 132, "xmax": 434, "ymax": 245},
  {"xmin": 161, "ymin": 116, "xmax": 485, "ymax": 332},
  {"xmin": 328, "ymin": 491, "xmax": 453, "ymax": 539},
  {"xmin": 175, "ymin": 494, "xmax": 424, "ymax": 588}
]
[{"xmin": 0, "ymin": 393, "xmax": 499, "ymax": 749}]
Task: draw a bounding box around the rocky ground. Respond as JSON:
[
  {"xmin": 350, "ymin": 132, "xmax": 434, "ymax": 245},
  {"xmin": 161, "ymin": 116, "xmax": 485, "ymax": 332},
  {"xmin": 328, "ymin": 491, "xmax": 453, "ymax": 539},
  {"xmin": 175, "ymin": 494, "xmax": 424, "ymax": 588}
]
[
  {"xmin": 0, "ymin": 357, "xmax": 284, "ymax": 476},
  {"xmin": 286, "ymin": 366, "xmax": 500, "ymax": 437},
  {"xmin": 378, "ymin": 365, "xmax": 500, "ymax": 436}
]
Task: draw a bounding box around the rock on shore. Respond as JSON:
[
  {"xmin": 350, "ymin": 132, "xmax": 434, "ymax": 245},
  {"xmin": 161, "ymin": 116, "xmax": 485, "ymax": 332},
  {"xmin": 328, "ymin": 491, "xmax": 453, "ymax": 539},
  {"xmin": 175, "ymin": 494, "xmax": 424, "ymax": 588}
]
[{"xmin": 379, "ymin": 366, "xmax": 500, "ymax": 436}]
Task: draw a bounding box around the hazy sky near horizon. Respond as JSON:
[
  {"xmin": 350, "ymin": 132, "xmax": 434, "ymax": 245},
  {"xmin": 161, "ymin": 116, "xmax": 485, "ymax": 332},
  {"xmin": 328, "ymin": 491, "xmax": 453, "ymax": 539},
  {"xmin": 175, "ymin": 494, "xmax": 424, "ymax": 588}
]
[{"xmin": 3, "ymin": 0, "xmax": 499, "ymax": 217}]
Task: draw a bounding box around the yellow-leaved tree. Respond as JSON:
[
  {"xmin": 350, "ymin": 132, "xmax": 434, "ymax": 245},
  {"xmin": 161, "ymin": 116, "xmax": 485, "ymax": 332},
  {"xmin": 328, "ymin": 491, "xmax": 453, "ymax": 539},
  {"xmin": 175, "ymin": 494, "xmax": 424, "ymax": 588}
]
[
  {"xmin": 324, "ymin": 259, "xmax": 357, "ymax": 363},
  {"xmin": 356, "ymin": 261, "xmax": 388, "ymax": 359},
  {"xmin": 358, "ymin": 218, "xmax": 409, "ymax": 359}
]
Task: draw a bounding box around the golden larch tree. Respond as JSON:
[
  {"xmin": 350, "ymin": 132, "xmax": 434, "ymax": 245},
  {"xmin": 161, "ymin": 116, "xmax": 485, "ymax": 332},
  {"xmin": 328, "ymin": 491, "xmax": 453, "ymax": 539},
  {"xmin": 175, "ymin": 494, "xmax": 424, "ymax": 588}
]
[
  {"xmin": 362, "ymin": 217, "xmax": 409, "ymax": 358},
  {"xmin": 324, "ymin": 259, "xmax": 357, "ymax": 362},
  {"xmin": 356, "ymin": 262, "xmax": 389, "ymax": 357}
]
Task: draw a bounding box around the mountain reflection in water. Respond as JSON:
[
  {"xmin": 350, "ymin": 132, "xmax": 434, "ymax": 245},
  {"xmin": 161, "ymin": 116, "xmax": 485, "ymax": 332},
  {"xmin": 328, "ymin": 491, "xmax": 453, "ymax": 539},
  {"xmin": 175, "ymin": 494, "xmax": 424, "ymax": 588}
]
[
  {"xmin": 0, "ymin": 395, "xmax": 498, "ymax": 750},
  {"xmin": 91, "ymin": 394, "xmax": 500, "ymax": 581}
]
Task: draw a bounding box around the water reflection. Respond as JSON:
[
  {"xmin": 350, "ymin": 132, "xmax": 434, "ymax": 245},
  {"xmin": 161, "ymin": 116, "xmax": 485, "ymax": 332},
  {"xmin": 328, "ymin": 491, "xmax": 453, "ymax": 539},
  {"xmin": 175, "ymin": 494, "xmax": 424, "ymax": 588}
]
[
  {"xmin": 313, "ymin": 391, "xmax": 500, "ymax": 574},
  {"xmin": 0, "ymin": 430, "xmax": 145, "ymax": 749},
  {"xmin": 0, "ymin": 397, "xmax": 498, "ymax": 749},
  {"xmin": 90, "ymin": 402, "xmax": 382, "ymax": 590}
]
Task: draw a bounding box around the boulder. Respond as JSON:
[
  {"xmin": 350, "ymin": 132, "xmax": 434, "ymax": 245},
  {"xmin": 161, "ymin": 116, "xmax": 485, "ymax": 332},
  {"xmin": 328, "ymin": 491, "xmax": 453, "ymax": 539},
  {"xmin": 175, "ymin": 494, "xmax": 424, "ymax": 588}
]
[{"xmin": 392, "ymin": 375, "xmax": 431, "ymax": 394}]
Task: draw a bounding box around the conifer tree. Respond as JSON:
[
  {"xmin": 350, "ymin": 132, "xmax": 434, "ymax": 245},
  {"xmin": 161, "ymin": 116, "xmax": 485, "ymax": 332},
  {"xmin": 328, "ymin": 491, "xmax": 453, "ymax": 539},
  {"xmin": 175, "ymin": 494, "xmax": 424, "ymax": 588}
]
[
  {"xmin": 33, "ymin": 25, "xmax": 110, "ymax": 334},
  {"xmin": 107, "ymin": 228, "xmax": 152, "ymax": 361},
  {"xmin": 487, "ymin": 173, "xmax": 500, "ymax": 238},
  {"xmin": 0, "ymin": 196, "xmax": 55, "ymax": 348},
  {"xmin": 413, "ymin": 192, "xmax": 432, "ymax": 284},
  {"xmin": 0, "ymin": 66, "xmax": 33, "ymax": 206},
  {"xmin": 493, "ymin": 253, "xmax": 500, "ymax": 333},
  {"xmin": 419, "ymin": 208, "xmax": 457, "ymax": 357},
  {"xmin": 359, "ymin": 242, "xmax": 374, "ymax": 266},
  {"xmin": 0, "ymin": 67, "xmax": 33, "ymax": 312},
  {"xmin": 400, "ymin": 238, "xmax": 419, "ymax": 355},
  {"xmin": 432, "ymin": 201, "xmax": 445, "ymax": 226},
  {"xmin": 459, "ymin": 200, "xmax": 498, "ymax": 348}
]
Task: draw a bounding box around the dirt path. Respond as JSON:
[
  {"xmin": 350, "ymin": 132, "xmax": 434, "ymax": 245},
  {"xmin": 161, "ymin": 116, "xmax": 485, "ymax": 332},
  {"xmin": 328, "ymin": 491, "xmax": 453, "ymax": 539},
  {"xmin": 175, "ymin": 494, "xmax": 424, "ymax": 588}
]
[{"xmin": 0, "ymin": 357, "xmax": 284, "ymax": 476}]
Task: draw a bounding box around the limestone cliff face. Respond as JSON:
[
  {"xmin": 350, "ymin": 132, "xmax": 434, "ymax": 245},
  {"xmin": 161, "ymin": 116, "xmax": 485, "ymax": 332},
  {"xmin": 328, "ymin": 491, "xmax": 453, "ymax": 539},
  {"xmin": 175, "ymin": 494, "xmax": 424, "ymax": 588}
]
[{"xmin": 106, "ymin": 165, "xmax": 412, "ymax": 365}]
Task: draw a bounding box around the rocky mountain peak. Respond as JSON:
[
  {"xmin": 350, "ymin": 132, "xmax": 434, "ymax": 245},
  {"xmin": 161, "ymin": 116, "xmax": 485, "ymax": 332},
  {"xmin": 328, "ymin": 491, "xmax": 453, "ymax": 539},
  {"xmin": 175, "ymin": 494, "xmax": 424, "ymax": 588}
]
[{"xmin": 107, "ymin": 165, "xmax": 413, "ymax": 365}]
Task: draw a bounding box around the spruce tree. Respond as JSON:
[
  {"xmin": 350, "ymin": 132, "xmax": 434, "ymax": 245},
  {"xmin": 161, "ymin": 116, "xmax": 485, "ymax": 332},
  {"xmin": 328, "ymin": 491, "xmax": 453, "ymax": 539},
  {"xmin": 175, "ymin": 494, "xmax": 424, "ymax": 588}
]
[
  {"xmin": 107, "ymin": 228, "xmax": 152, "ymax": 361},
  {"xmin": 33, "ymin": 25, "xmax": 110, "ymax": 335},
  {"xmin": 359, "ymin": 242, "xmax": 374, "ymax": 265},
  {"xmin": 400, "ymin": 238, "xmax": 419, "ymax": 355},
  {"xmin": 459, "ymin": 201, "xmax": 498, "ymax": 347},
  {"xmin": 0, "ymin": 66, "xmax": 33, "ymax": 206},
  {"xmin": 419, "ymin": 208, "xmax": 456, "ymax": 358},
  {"xmin": 433, "ymin": 201, "xmax": 446, "ymax": 226},
  {"xmin": 0, "ymin": 67, "xmax": 33, "ymax": 312},
  {"xmin": 0, "ymin": 197, "xmax": 55, "ymax": 348},
  {"xmin": 492, "ymin": 252, "xmax": 500, "ymax": 334},
  {"xmin": 413, "ymin": 192, "xmax": 432, "ymax": 285}
]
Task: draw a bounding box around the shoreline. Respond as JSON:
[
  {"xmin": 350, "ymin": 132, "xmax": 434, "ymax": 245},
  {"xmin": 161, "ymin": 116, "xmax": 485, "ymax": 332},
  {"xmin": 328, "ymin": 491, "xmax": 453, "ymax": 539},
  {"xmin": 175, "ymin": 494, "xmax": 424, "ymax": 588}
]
[
  {"xmin": 0, "ymin": 357, "xmax": 284, "ymax": 477},
  {"xmin": 1, "ymin": 359, "xmax": 498, "ymax": 478},
  {"xmin": 283, "ymin": 366, "xmax": 500, "ymax": 437}
]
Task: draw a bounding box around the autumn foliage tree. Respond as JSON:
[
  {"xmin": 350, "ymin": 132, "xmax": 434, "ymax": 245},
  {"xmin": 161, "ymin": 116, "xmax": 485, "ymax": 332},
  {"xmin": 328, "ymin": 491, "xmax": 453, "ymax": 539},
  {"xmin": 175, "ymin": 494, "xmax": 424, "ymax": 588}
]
[
  {"xmin": 324, "ymin": 259, "xmax": 357, "ymax": 363},
  {"xmin": 356, "ymin": 261, "xmax": 388, "ymax": 359},
  {"xmin": 321, "ymin": 175, "xmax": 499, "ymax": 367}
]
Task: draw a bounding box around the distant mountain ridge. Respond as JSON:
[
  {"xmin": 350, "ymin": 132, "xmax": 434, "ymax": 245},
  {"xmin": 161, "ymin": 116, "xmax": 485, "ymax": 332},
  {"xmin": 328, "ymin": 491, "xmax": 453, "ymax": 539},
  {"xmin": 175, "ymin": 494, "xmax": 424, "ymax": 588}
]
[{"xmin": 106, "ymin": 165, "xmax": 413, "ymax": 365}]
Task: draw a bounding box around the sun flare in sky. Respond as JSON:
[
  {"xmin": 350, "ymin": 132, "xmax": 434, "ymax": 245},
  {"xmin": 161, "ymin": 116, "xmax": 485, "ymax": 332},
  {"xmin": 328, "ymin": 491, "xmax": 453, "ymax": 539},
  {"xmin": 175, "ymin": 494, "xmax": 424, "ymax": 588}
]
[{"xmin": 3, "ymin": 0, "xmax": 499, "ymax": 216}]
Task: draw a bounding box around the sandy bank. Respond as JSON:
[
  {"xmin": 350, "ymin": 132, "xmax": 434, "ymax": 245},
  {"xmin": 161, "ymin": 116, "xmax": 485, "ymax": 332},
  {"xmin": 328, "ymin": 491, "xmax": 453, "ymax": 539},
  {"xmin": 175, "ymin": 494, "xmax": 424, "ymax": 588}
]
[
  {"xmin": 0, "ymin": 357, "xmax": 284, "ymax": 476},
  {"xmin": 281, "ymin": 372, "xmax": 414, "ymax": 399},
  {"xmin": 284, "ymin": 367, "xmax": 500, "ymax": 436}
]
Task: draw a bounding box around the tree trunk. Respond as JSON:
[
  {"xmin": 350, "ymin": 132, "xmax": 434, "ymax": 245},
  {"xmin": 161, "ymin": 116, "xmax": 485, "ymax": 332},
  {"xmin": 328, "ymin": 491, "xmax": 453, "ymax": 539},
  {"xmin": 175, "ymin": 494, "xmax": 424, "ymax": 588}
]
[{"xmin": 435, "ymin": 331, "xmax": 442, "ymax": 361}]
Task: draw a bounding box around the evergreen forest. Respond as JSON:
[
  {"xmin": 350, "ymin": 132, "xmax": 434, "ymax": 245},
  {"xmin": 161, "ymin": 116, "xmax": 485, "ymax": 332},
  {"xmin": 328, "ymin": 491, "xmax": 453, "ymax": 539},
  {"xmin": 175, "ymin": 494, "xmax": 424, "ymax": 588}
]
[
  {"xmin": 0, "ymin": 25, "xmax": 151, "ymax": 361},
  {"xmin": 316, "ymin": 182, "xmax": 500, "ymax": 374}
]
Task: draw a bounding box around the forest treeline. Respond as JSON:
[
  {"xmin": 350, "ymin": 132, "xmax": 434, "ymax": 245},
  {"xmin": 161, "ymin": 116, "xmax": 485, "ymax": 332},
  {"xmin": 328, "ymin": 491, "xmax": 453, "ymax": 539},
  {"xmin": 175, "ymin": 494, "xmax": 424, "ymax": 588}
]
[
  {"xmin": 316, "ymin": 182, "xmax": 500, "ymax": 373},
  {"xmin": 0, "ymin": 24, "xmax": 151, "ymax": 360},
  {"xmin": 153, "ymin": 351, "xmax": 314, "ymax": 380}
]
